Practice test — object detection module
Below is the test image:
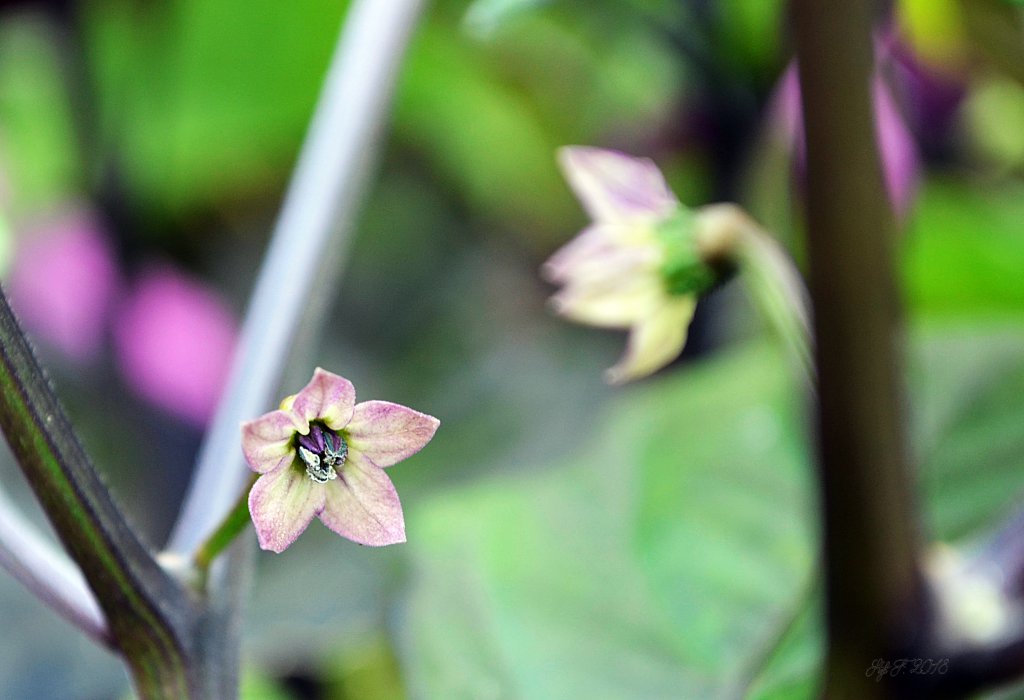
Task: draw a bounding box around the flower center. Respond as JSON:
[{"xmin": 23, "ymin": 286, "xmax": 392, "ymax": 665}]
[{"xmin": 295, "ymin": 422, "xmax": 348, "ymax": 484}]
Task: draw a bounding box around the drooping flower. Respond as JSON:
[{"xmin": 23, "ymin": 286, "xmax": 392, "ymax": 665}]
[
  {"xmin": 543, "ymin": 146, "xmax": 728, "ymax": 384},
  {"xmin": 241, "ymin": 368, "xmax": 439, "ymax": 552}
]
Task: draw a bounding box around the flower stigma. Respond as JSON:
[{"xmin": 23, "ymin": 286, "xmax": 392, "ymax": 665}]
[{"xmin": 295, "ymin": 422, "xmax": 348, "ymax": 484}]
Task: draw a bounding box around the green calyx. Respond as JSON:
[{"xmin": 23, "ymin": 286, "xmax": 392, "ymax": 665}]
[{"xmin": 656, "ymin": 209, "xmax": 718, "ymax": 297}]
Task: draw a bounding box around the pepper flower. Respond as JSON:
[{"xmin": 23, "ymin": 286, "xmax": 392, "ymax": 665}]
[
  {"xmin": 543, "ymin": 147, "xmax": 730, "ymax": 384},
  {"xmin": 241, "ymin": 368, "xmax": 439, "ymax": 552}
]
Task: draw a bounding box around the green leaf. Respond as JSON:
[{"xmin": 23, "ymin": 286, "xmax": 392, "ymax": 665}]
[
  {"xmin": 463, "ymin": 0, "xmax": 550, "ymax": 37},
  {"xmin": 913, "ymin": 324, "xmax": 1024, "ymax": 540},
  {"xmin": 397, "ymin": 324, "xmax": 1024, "ymax": 698},
  {"xmin": 399, "ymin": 341, "xmax": 816, "ymax": 698},
  {"xmin": 83, "ymin": 0, "xmax": 346, "ymax": 217},
  {"xmin": 0, "ymin": 18, "xmax": 81, "ymax": 210},
  {"xmin": 904, "ymin": 180, "xmax": 1024, "ymax": 317}
]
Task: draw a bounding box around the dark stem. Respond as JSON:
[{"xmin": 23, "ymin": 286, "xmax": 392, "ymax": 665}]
[
  {"xmin": 791, "ymin": 0, "xmax": 923, "ymax": 697},
  {"xmin": 0, "ymin": 287, "xmax": 200, "ymax": 697}
]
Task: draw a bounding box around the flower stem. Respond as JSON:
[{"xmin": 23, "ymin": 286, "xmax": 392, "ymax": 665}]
[
  {"xmin": 695, "ymin": 203, "xmax": 814, "ymax": 386},
  {"xmin": 192, "ymin": 476, "xmax": 256, "ymax": 577},
  {"xmin": 167, "ymin": 0, "xmax": 426, "ymax": 559},
  {"xmin": 0, "ymin": 483, "xmax": 110, "ymax": 646}
]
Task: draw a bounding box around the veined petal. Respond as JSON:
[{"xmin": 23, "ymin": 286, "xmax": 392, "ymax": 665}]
[
  {"xmin": 605, "ymin": 296, "xmax": 697, "ymax": 384},
  {"xmin": 558, "ymin": 147, "xmax": 678, "ymax": 224},
  {"xmin": 542, "ymin": 226, "xmax": 618, "ymax": 283},
  {"xmin": 319, "ymin": 454, "xmax": 406, "ymax": 546},
  {"xmin": 248, "ymin": 467, "xmax": 326, "ymax": 553},
  {"xmin": 241, "ymin": 410, "xmax": 303, "ymax": 474},
  {"xmin": 290, "ymin": 367, "xmax": 356, "ymax": 430},
  {"xmin": 542, "ymin": 224, "xmax": 657, "ymax": 284},
  {"xmin": 552, "ymin": 274, "xmax": 665, "ymax": 329},
  {"xmin": 552, "ymin": 240, "xmax": 661, "ymax": 293},
  {"xmin": 346, "ymin": 400, "xmax": 440, "ymax": 468}
]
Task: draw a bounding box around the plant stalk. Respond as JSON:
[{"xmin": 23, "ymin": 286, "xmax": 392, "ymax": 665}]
[
  {"xmin": 0, "ymin": 289, "xmax": 199, "ymax": 697},
  {"xmin": 791, "ymin": 0, "xmax": 923, "ymax": 696}
]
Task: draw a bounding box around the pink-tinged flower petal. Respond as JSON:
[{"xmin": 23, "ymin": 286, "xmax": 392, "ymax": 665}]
[
  {"xmin": 241, "ymin": 410, "xmax": 304, "ymax": 474},
  {"xmin": 542, "ymin": 224, "xmax": 659, "ymax": 284},
  {"xmin": 771, "ymin": 62, "xmax": 919, "ymax": 219},
  {"xmin": 558, "ymin": 147, "xmax": 678, "ymax": 224},
  {"xmin": 113, "ymin": 265, "xmax": 237, "ymax": 426},
  {"xmin": 542, "ymin": 226, "xmax": 620, "ymax": 283},
  {"xmin": 319, "ymin": 454, "xmax": 405, "ymax": 546},
  {"xmin": 552, "ymin": 273, "xmax": 664, "ymax": 329},
  {"xmin": 545, "ymin": 231, "xmax": 661, "ymax": 293},
  {"xmin": 346, "ymin": 401, "xmax": 439, "ymax": 468},
  {"xmin": 605, "ymin": 296, "xmax": 696, "ymax": 384},
  {"xmin": 290, "ymin": 367, "xmax": 356, "ymax": 431},
  {"xmin": 873, "ymin": 77, "xmax": 919, "ymax": 218},
  {"xmin": 8, "ymin": 212, "xmax": 120, "ymax": 363},
  {"xmin": 248, "ymin": 467, "xmax": 326, "ymax": 553}
]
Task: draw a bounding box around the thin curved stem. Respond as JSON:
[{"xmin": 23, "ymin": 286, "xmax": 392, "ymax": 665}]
[
  {"xmin": 695, "ymin": 203, "xmax": 814, "ymax": 387},
  {"xmin": 192, "ymin": 475, "xmax": 255, "ymax": 579},
  {"xmin": 167, "ymin": 0, "xmax": 426, "ymax": 557},
  {"xmin": 0, "ymin": 483, "xmax": 109, "ymax": 646}
]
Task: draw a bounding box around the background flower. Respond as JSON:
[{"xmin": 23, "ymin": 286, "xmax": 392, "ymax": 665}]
[{"xmin": 544, "ymin": 147, "xmax": 704, "ymax": 384}]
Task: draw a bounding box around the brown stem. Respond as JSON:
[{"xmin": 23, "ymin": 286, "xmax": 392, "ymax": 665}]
[{"xmin": 790, "ymin": 1, "xmax": 923, "ymax": 696}]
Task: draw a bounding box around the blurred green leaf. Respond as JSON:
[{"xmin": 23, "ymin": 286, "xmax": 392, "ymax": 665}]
[
  {"xmin": 84, "ymin": 0, "xmax": 345, "ymax": 217},
  {"xmin": 397, "ymin": 324, "xmax": 1024, "ymax": 697},
  {"xmin": 399, "ymin": 342, "xmax": 816, "ymax": 698},
  {"xmin": 714, "ymin": 0, "xmax": 786, "ymax": 76},
  {"xmin": 394, "ymin": 18, "xmax": 574, "ymax": 246},
  {"xmin": 463, "ymin": 0, "xmax": 550, "ymax": 37},
  {"xmin": 964, "ymin": 76, "xmax": 1024, "ymax": 168},
  {"xmin": 0, "ymin": 17, "xmax": 81, "ymax": 211},
  {"xmin": 394, "ymin": 9, "xmax": 686, "ymax": 250},
  {"xmin": 913, "ymin": 325, "xmax": 1024, "ymax": 539},
  {"xmin": 904, "ymin": 180, "xmax": 1024, "ymax": 317}
]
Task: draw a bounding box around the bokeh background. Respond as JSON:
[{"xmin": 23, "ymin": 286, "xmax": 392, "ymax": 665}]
[{"xmin": 0, "ymin": 0, "xmax": 1023, "ymax": 697}]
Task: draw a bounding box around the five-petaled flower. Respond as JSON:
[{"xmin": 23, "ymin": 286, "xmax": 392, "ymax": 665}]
[
  {"xmin": 241, "ymin": 368, "xmax": 439, "ymax": 552},
  {"xmin": 543, "ymin": 146, "xmax": 726, "ymax": 384}
]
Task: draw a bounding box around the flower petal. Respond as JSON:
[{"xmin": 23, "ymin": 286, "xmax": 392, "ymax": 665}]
[
  {"xmin": 346, "ymin": 400, "xmax": 440, "ymax": 468},
  {"xmin": 542, "ymin": 226, "xmax": 617, "ymax": 284},
  {"xmin": 290, "ymin": 367, "xmax": 356, "ymax": 430},
  {"xmin": 542, "ymin": 224, "xmax": 657, "ymax": 284},
  {"xmin": 319, "ymin": 454, "xmax": 406, "ymax": 546},
  {"xmin": 552, "ymin": 273, "xmax": 665, "ymax": 329},
  {"xmin": 241, "ymin": 410, "xmax": 304, "ymax": 474},
  {"xmin": 248, "ymin": 467, "xmax": 326, "ymax": 553},
  {"xmin": 558, "ymin": 147, "xmax": 678, "ymax": 224},
  {"xmin": 605, "ymin": 296, "xmax": 697, "ymax": 384}
]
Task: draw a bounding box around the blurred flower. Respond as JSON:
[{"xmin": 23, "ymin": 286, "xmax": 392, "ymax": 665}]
[
  {"xmin": 543, "ymin": 147, "xmax": 725, "ymax": 384},
  {"xmin": 893, "ymin": 45, "xmax": 965, "ymax": 155},
  {"xmin": 241, "ymin": 368, "xmax": 439, "ymax": 552},
  {"xmin": 773, "ymin": 63, "xmax": 920, "ymax": 218},
  {"xmin": 7, "ymin": 211, "xmax": 119, "ymax": 363},
  {"xmin": 113, "ymin": 265, "xmax": 237, "ymax": 427}
]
